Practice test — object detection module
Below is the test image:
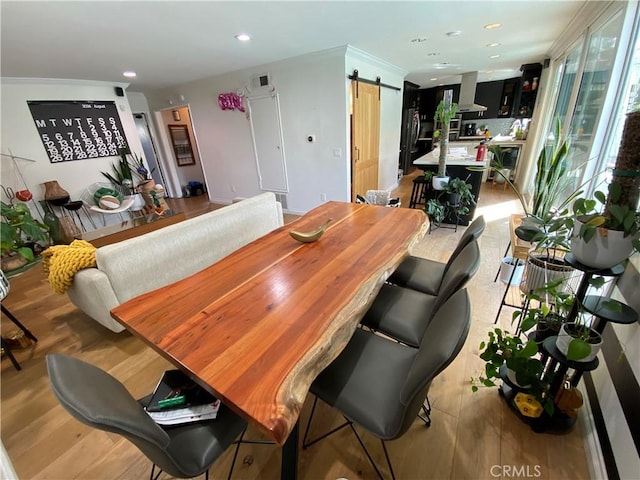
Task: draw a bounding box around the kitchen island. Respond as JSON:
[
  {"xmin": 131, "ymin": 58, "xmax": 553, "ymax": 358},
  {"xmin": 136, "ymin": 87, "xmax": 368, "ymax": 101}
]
[{"xmin": 413, "ymin": 144, "xmax": 487, "ymax": 226}]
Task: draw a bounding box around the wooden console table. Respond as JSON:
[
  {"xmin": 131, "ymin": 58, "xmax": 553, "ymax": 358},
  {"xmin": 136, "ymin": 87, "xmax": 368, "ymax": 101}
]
[{"xmin": 80, "ymin": 210, "xmax": 186, "ymax": 247}]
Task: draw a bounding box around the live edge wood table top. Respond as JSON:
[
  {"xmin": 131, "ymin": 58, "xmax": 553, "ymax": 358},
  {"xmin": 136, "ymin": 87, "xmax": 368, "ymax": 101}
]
[{"xmin": 111, "ymin": 201, "xmax": 428, "ymax": 445}]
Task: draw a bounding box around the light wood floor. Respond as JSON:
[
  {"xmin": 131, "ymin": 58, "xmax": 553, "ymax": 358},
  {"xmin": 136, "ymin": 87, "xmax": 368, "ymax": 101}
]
[{"xmin": 1, "ymin": 176, "xmax": 590, "ymax": 480}]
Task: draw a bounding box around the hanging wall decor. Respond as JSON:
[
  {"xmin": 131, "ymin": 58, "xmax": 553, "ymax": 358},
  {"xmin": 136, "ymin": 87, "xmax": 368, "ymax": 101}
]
[
  {"xmin": 27, "ymin": 100, "xmax": 128, "ymax": 163},
  {"xmin": 217, "ymin": 92, "xmax": 245, "ymax": 112}
]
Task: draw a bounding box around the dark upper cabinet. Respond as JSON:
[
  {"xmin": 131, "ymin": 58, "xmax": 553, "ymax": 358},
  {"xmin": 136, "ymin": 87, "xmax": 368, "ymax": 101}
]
[
  {"xmin": 514, "ymin": 63, "xmax": 543, "ymax": 117},
  {"xmin": 402, "ymin": 81, "xmax": 420, "ymax": 109},
  {"xmin": 461, "ymin": 80, "xmax": 504, "ymax": 120},
  {"xmin": 498, "ymin": 78, "xmax": 520, "ymax": 118}
]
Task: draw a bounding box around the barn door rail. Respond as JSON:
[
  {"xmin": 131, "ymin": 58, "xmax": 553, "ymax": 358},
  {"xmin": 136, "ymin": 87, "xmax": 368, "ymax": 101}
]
[{"xmin": 349, "ymin": 69, "xmax": 401, "ymax": 98}]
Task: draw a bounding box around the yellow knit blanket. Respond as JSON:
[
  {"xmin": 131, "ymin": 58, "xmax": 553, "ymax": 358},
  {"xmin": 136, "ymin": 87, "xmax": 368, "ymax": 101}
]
[{"xmin": 42, "ymin": 240, "xmax": 97, "ymax": 294}]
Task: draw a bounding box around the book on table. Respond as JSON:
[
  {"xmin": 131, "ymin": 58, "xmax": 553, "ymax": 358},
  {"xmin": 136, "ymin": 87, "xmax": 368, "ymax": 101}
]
[{"xmin": 145, "ymin": 369, "xmax": 220, "ymax": 425}]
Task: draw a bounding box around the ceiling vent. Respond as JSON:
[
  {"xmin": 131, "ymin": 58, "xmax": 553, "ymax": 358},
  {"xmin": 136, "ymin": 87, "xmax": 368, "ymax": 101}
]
[
  {"xmin": 249, "ymin": 73, "xmax": 272, "ymax": 91},
  {"xmin": 457, "ymin": 72, "xmax": 487, "ymax": 113}
]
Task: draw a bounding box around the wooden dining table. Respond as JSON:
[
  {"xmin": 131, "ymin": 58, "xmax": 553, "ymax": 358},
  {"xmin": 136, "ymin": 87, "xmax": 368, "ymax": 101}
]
[{"xmin": 111, "ymin": 200, "xmax": 428, "ymax": 478}]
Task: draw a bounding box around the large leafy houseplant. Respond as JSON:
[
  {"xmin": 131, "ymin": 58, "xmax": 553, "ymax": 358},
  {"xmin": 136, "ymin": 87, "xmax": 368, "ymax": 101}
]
[
  {"xmin": 1, "ymin": 201, "xmax": 50, "ymax": 262},
  {"xmin": 433, "ymin": 90, "xmax": 458, "ymax": 179},
  {"xmin": 101, "ymin": 149, "xmax": 153, "ymax": 195}
]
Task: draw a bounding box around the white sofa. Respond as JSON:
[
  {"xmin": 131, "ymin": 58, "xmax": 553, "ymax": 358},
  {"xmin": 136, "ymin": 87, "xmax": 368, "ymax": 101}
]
[{"xmin": 67, "ymin": 192, "xmax": 284, "ymax": 332}]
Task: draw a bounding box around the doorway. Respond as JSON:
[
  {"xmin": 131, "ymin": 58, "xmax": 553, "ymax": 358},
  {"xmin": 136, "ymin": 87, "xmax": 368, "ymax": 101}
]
[
  {"xmin": 156, "ymin": 106, "xmax": 207, "ymax": 199},
  {"xmin": 351, "ymin": 81, "xmax": 380, "ymax": 201},
  {"xmin": 134, "ymin": 113, "xmax": 166, "ymax": 188}
]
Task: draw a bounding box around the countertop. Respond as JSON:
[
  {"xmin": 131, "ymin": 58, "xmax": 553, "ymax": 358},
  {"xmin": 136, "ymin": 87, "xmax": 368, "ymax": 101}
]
[{"xmin": 413, "ymin": 144, "xmax": 488, "ymax": 166}]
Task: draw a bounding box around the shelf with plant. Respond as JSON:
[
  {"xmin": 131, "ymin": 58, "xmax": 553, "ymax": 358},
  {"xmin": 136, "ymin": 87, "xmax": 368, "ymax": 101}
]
[
  {"xmin": 514, "ymin": 276, "xmax": 615, "ymax": 362},
  {"xmin": 471, "ymin": 327, "xmax": 555, "ymax": 416},
  {"xmin": 421, "ymin": 173, "xmax": 476, "ymax": 227}
]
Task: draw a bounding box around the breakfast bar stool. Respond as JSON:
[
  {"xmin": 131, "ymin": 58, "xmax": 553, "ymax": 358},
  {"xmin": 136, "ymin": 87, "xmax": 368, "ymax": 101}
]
[{"xmin": 409, "ymin": 175, "xmax": 428, "ymax": 208}]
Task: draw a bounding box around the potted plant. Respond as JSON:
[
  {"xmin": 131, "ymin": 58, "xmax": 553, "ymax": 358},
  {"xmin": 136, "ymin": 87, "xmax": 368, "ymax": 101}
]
[
  {"xmin": 425, "ymin": 198, "xmax": 445, "ymax": 225},
  {"xmin": 564, "ymin": 178, "xmax": 640, "ymax": 269},
  {"xmin": 432, "ymin": 89, "xmax": 458, "ymax": 190},
  {"xmin": 1, "ymin": 201, "xmax": 50, "ymax": 271},
  {"xmin": 444, "ymin": 176, "xmax": 476, "ymax": 220},
  {"xmin": 514, "ymin": 278, "xmax": 574, "ymax": 342},
  {"xmin": 472, "ymin": 327, "xmax": 554, "ymax": 416},
  {"xmin": 556, "ymin": 319, "xmax": 603, "ymax": 363},
  {"xmin": 102, "ymin": 149, "xmax": 152, "ymax": 212}
]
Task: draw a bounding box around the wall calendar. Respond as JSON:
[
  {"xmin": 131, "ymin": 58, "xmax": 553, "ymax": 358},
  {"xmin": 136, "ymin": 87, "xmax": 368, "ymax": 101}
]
[{"xmin": 27, "ymin": 100, "xmax": 128, "ymax": 163}]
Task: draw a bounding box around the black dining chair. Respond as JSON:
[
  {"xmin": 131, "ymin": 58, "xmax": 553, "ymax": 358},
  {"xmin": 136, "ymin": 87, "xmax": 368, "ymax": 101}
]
[
  {"xmin": 360, "ymin": 239, "xmax": 480, "ymax": 348},
  {"xmin": 388, "ymin": 215, "xmax": 485, "ymax": 295},
  {"xmin": 46, "ymin": 354, "xmax": 250, "ymax": 480},
  {"xmin": 302, "ymin": 289, "xmax": 471, "ymax": 480}
]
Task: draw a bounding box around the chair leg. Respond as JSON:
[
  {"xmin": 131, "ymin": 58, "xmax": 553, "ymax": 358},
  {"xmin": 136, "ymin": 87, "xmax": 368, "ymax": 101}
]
[
  {"xmin": 418, "ymin": 395, "xmax": 432, "ymax": 426},
  {"xmin": 149, "ymin": 464, "xmax": 162, "ymax": 480},
  {"xmin": 380, "ymin": 439, "xmax": 396, "ymax": 480},
  {"xmin": 227, "ymin": 427, "xmax": 274, "ymax": 479},
  {"xmin": 1, "ymin": 337, "xmax": 21, "ymax": 371},
  {"xmin": 348, "ymin": 423, "xmax": 391, "ymax": 480},
  {"xmin": 228, "ymin": 427, "xmax": 246, "ymax": 480},
  {"xmin": 302, "ymin": 396, "xmax": 350, "ymax": 449}
]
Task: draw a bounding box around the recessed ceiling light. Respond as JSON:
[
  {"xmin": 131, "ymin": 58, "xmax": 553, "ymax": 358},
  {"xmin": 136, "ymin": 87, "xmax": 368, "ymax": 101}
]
[
  {"xmin": 235, "ymin": 33, "xmax": 251, "ymax": 42},
  {"xmin": 435, "ymin": 66, "xmax": 446, "ymax": 69},
  {"xmin": 446, "ymin": 31, "xmax": 462, "ymax": 37},
  {"xmin": 123, "ymin": 71, "xmax": 136, "ymax": 78},
  {"xmin": 487, "ymin": 42, "xmax": 501, "ymax": 47},
  {"xmin": 430, "ymin": 78, "xmax": 437, "ymax": 81},
  {"xmin": 484, "ymin": 23, "xmax": 502, "ymax": 30},
  {"xmin": 489, "ymin": 54, "xmax": 501, "ymax": 59},
  {"xmin": 411, "ymin": 37, "xmax": 428, "ymax": 43}
]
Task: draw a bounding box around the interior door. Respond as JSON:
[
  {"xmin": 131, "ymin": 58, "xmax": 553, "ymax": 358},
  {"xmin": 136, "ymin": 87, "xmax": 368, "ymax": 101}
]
[{"xmin": 351, "ymin": 81, "xmax": 380, "ymax": 200}]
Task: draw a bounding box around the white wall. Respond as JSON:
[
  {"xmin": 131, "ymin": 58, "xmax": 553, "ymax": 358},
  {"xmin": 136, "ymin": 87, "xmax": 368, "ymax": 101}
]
[
  {"xmin": 140, "ymin": 45, "xmax": 405, "ymax": 213},
  {"xmin": 0, "ymin": 78, "xmax": 144, "ymax": 209},
  {"xmin": 142, "ymin": 47, "xmax": 349, "ymax": 213}
]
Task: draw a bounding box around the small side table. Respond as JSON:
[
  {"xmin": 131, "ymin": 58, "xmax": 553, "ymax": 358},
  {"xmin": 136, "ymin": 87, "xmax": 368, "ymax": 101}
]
[{"xmin": 494, "ymin": 214, "xmax": 530, "ymax": 323}]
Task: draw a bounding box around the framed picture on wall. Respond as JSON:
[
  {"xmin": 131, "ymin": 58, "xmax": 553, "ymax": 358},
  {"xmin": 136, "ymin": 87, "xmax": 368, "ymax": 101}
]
[{"xmin": 168, "ymin": 124, "xmax": 195, "ymax": 166}]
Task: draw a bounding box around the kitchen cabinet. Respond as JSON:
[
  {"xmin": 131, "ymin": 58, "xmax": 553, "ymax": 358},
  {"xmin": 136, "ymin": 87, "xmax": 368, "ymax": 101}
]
[
  {"xmin": 461, "ymin": 80, "xmax": 504, "ymax": 120},
  {"xmin": 498, "ymin": 78, "xmax": 520, "ymax": 118},
  {"xmin": 514, "ymin": 63, "xmax": 542, "ymax": 117},
  {"xmin": 402, "ymin": 81, "xmax": 420, "ymax": 109}
]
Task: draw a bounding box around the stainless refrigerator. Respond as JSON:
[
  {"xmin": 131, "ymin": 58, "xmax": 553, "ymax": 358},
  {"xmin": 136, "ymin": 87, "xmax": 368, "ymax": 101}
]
[{"xmin": 399, "ymin": 108, "xmax": 420, "ymax": 175}]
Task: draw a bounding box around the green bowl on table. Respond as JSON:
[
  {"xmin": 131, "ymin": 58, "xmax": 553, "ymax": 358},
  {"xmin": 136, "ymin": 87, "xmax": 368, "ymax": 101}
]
[{"xmin": 93, "ymin": 187, "xmax": 123, "ymax": 208}]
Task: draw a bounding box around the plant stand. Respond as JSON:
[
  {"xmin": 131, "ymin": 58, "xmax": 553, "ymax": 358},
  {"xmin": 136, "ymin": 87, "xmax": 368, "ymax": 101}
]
[
  {"xmin": 562, "ymin": 253, "xmax": 626, "ymax": 324},
  {"xmin": 498, "ymin": 337, "xmax": 599, "ymax": 433}
]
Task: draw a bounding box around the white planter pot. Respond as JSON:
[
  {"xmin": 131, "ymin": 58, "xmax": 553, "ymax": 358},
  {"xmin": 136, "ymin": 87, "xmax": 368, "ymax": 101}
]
[
  {"xmin": 506, "ymin": 367, "xmax": 531, "ymax": 388},
  {"xmin": 494, "ymin": 168, "xmax": 511, "ymax": 184},
  {"xmin": 499, "ymin": 257, "xmax": 525, "ymax": 285},
  {"xmin": 571, "ymin": 218, "xmax": 638, "ymax": 269},
  {"xmin": 126, "ymin": 193, "xmax": 146, "ymax": 212},
  {"xmin": 520, "ymin": 253, "xmax": 576, "ymax": 295},
  {"xmin": 556, "ymin": 323, "xmax": 602, "ymax": 363},
  {"xmin": 432, "ymin": 176, "xmax": 449, "ymax": 191}
]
